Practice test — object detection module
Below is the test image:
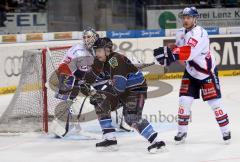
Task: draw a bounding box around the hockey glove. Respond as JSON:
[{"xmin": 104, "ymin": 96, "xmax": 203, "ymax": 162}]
[
  {"xmin": 55, "ymin": 74, "xmax": 75, "ymax": 100},
  {"xmin": 153, "ymin": 46, "xmax": 191, "ymax": 66},
  {"xmin": 153, "ymin": 46, "xmax": 176, "ymax": 66},
  {"xmin": 89, "ymin": 92, "xmax": 105, "ymax": 106}
]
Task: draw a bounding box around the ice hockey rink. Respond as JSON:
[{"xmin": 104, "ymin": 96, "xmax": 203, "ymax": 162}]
[{"xmin": 0, "ymin": 76, "xmax": 239, "ymax": 162}]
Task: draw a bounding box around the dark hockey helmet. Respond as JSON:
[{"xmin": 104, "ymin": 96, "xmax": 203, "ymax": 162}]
[
  {"xmin": 93, "ymin": 37, "xmax": 113, "ymax": 50},
  {"xmin": 178, "ymin": 7, "xmax": 199, "ymax": 18}
]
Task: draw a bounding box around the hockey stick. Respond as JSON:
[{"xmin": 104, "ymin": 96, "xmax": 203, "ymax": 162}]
[
  {"xmin": 77, "ymin": 96, "xmax": 88, "ymax": 120},
  {"xmin": 137, "ymin": 62, "xmax": 155, "ymax": 70},
  {"xmin": 61, "ymin": 108, "xmax": 71, "ymax": 137},
  {"xmin": 50, "ymin": 100, "xmax": 75, "ymax": 138},
  {"xmin": 161, "ymin": 47, "xmax": 170, "ymax": 73}
]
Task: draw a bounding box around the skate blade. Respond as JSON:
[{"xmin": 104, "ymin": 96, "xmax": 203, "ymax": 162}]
[
  {"xmin": 224, "ymin": 139, "xmax": 231, "ymax": 145},
  {"xmin": 175, "ymin": 138, "xmax": 186, "ymax": 145},
  {"xmin": 148, "ymin": 146, "xmax": 168, "ymax": 154},
  {"xmin": 54, "ymin": 135, "xmax": 63, "ymax": 138},
  {"xmin": 96, "ymin": 145, "xmax": 119, "ymax": 152}
]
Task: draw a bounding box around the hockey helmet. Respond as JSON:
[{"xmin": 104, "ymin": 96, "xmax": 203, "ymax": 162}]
[
  {"xmin": 83, "ymin": 27, "xmax": 99, "ymax": 49},
  {"xmin": 179, "ymin": 7, "xmax": 199, "ymax": 18},
  {"xmin": 92, "ymin": 37, "xmax": 113, "ymax": 51}
]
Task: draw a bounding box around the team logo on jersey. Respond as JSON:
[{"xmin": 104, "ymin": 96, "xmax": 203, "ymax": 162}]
[
  {"xmin": 80, "ymin": 65, "xmax": 91, "ymax": 71},
  {"xmin": 109, "ymin": 57, "xmax": 118, "ymax": 68},
  {"xmin": 187, "ymin": 37, "xmax": 198, "ymax": 47}
]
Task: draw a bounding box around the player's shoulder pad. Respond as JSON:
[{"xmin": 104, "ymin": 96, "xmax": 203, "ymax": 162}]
[
  {"xmin": 115, "ymin": 52, "xmax": 132, "ymax": 64},
  {"xmin": 176, "ymin": 27, "xmax": 185, "ymax": 34},
  {"xmin": 185, "ymin": 26, "xmax": 207, "ymax": 48},
  {"xmin": 175, "ymin": 27, "xmax": 186, "ymax": 40},
  {"xmin": 191, "ymin": 26, "xmax": 207, "ymax": 37},
  {"xmin": 68, "ymin": 42, "xmax": 86, "ymax": 54},
  {"xmin": 111, "ymin": 52, "xmax": 123, "ymax": 59},
  {"xmin": 69, "ymin": 41, "xmax": 84, "ymax": 50},
  {"xmin": 177, "ymin": 27, "xmax": 185, "ymax": 32}
]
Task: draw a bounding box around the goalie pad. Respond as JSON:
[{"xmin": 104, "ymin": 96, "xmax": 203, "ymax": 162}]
[
  {"xmin": 50, "ymin": 118, "xmax": 82, "ymax": 138},
  {"xmin": 49, "ymin": 118, "xmax": 67, "ymax": 138},
  {"xmin": 50, "ymin": 100, "xmax": 81, "ymax": 138}
]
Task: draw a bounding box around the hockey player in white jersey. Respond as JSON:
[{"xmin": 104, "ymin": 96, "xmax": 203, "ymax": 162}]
[
  {"xmin": 153, "ymin": 7, "xmax": 231, "ymax": 144},
  {"xmin": 56, "ymin": 27, "xmax": 98, "ymax": 101},
  {"xmin": 50, "ymin": 27, "xmax": 99, "ymax": 137}
]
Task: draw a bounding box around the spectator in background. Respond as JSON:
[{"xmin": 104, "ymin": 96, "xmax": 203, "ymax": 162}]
[
  {"xmin": 31, "ymin": 0, "xmax": 47, "ymax": 11},
  {"xmin": 0, "ymin": 0, "xmax": 9, "ymax": 27},
  {"xmin": 17, "ymin": 0, "xmax": 31, "ymax": 12},
  {"xmin": 8, "ymin": 0, "xmax": 20, "ymax": 12}
]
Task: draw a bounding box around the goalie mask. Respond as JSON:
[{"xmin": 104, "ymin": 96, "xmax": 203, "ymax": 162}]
[{"xmin": 83, "ymin": 27, "xmax": 99, "ymax": 49}]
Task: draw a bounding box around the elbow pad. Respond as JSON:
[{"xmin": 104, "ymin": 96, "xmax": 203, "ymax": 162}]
[{"xmin": 173, "ymin": 46, "xmax": 191, "ymax": 61}]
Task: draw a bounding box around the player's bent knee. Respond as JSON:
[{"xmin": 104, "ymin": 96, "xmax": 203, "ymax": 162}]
[
  {"xmin": 178, "ymin": 96, "xmax": 193, "ymax": 126},
  {"xmin": 123, "ymin": 114, "xmax": 142, "ymax": 127},
  {"xmin": 207, "ymin": 98, "xmax": 221, "ymax": 111},
  {"xmin": 179, "ymin": 96, "xmax": 194, "ymax": 111}
]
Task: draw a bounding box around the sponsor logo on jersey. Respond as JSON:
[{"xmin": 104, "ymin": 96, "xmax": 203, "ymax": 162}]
[{"xmin": 187, "ymin": 37, "xmax": 198, "ymax": 47}]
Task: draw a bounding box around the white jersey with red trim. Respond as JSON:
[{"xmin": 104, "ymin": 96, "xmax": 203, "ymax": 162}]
[
  {"xmin": 175, "ymin": 25, "xmax": 216, "ymax": 80},
  {"xmin": 61, "ymin": 41, "xmax": 93, "ymax": 71}
]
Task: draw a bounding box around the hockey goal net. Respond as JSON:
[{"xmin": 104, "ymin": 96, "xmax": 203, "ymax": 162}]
[{"xmin": 0, "ymin": 46, "xmax": 74, "ymax": 133}]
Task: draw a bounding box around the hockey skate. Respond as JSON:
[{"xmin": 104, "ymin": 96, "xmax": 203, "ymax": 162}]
[
  {"xmin": 96, "ymin": 139, "xmax": 118, "ymax": 151},
  {"xmin": 174, "ymin": 132, "xmax": 187, "ymax": 145},
  {"xmin": 147, "ymin": 141, "xmax": 166, "ymax": 153},
  {"xmin": 223, "ymin": 131, "xmax": 231, "ymax": 144}
]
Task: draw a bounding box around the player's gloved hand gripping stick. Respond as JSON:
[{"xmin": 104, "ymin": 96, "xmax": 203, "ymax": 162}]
[{"xmin": 153, "ymin": 46, "xmax": 191, "ymax": 66}]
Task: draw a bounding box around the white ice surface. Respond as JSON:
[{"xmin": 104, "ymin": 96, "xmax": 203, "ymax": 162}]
[{"xmin": 0, "ymin": 76, "xmax": 240, "ymax": 162}]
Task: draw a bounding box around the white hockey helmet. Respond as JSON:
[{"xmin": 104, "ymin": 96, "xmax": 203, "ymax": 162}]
[{"xmin": 83, "ymin": 27, "xmax": 99, "ymax": 49}]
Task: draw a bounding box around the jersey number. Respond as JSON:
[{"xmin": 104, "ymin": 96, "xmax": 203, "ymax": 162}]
[{"xmin": 215, "ymin": 109, "xmax": 223, "ymax": 117}]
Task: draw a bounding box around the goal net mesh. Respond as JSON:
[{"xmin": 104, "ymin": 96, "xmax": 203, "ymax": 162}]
[{"xmin": 0, "ymin": 47, "xmax": 70, "ymax": 133}]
